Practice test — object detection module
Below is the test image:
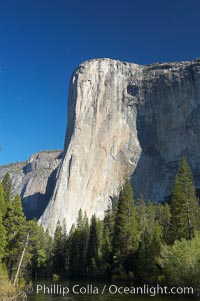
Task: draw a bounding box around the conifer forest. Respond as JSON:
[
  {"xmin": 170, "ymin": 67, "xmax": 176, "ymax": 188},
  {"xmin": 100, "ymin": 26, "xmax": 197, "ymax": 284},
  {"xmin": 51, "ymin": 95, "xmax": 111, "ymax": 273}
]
[{"xmin": 1, "ymin": 157, "xmax": 200, "ymax": 294}]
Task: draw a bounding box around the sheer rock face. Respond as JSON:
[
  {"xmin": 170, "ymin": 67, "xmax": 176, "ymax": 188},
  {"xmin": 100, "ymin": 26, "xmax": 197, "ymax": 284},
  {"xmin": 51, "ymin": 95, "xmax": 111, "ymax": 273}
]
[
  {"xmin": 0, "ymin": 151, "xmax": 62, "ymax": 219},
  {"xmin": 40, "ymin": 57, "xmax": 200, "ymax": 235}
]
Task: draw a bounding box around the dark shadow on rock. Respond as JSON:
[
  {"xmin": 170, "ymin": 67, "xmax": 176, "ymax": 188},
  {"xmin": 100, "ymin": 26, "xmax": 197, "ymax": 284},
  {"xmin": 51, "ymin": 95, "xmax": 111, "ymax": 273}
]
[
  {"xmin": 22, "ymin": 168, "xmax": 58, "ymax": 220},
  {"xmin": 22, "ymin": 192, "xmax": 47, "ymax": 220},
  {"xmin": 130, "ymin": 95, "xmax": 167, "ymax": 202},
  {"xmin": 130, "ymin": 64, "xmax": 200, "ymax": 202}
]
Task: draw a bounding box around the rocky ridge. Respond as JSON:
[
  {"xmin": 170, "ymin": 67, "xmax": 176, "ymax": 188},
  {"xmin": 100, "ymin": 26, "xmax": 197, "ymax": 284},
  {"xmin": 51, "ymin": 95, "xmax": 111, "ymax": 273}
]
[{"xmin": 0, "ymin": 150, "xmax": 62, "ymax": 219}]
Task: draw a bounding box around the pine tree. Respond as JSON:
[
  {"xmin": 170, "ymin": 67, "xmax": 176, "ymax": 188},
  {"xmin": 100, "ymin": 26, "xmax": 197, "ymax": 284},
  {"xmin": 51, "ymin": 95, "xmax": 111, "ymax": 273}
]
[
  {"xmin": 137, "ymin": 219, "xmax": 162, "ymax": 284},
  {"xmin": 86, "ymin": 214, "xmax": 101, "ymax": 275},
  {"xmin": 77, "ymin": 212, "xmax": 89, "ymax": 276},
  {"xmin": 3, "ymin": 198, "xmax": 15, "ymax": 274},
  {"xmin": 44, "ymin": 229, "xmax": 53, "ymax": 276},
  {"xmin": 52, "ymin": 221, "xmax": 66, "ymax": 276},
  {"xmin": 155, "ymin": 203, "xmax": 171, "ymax": 244},
  {"xmin": 76, "ymin": 209, "xmax": 84, "ymax": 229},
  {"xmin": 135, "ymin": 196, "xmax": 147, "ymax": 239},
  {"xmin": 13, "ymin": 194, "xmax": 26, "ymax": 226},
  {"xmin": 112, "ymin": 178, "xmax": 139, "ymax": 279},
  {"xmin": 135, "ymin": 203, "xmax": 163, "ymax": 284},
  {"xmin": 162, "ymin": 203, "xmax": 171, "ymax": 244},
  {"xmin": 170, "ymin": 157, "xmax": 198, "ymax": 242},
  {"xmin": 68, "ymin": 211, "xmax": 89, "ymax": 277},
  {"xmin": 101, "ymin": 207, "xmax": 114, "ymax": 275},
  {"xmin": 0, "ymin": 182, "xmax": 6, "ymax": 218},
  {"xmin": 113, "ymin": 178, "xmax": 138, "ymax": 259},
  {"xmin": 3, "ymin": 195, "xmax": 27, "ymax": 277},
  {"xmin": 26, "ymin": 220, "xmax": 48, "ymax": 278},
  {"xmin": 0, "ymin": 212, "xmax": 6, "ymax": 262},
  {"xmin": 2, "ymin": 173, "xmax": 12, "ymax": 203}
]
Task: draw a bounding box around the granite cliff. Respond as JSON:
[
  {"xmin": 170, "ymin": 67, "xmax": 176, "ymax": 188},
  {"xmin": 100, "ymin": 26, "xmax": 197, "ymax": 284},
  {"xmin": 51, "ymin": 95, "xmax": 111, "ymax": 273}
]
[
  {"xmin": 0, "ymin": 150, "xmax": 62, "ymax": 219},
  {"xmin": 39, "ymin": 57, "xmax": 200, "ymax": 234}
]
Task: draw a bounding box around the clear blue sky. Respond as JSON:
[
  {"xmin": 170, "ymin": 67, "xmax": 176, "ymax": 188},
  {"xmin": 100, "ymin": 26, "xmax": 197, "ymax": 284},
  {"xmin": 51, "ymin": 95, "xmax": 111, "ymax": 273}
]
[{"xmin": 0, "ymin": 0, "xmax": 200, "ymax": 165}]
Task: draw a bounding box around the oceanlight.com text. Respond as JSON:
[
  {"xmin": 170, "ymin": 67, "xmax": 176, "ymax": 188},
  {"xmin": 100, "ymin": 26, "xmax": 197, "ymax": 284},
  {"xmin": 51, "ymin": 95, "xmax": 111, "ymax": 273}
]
[{"xmin": 25, "ymin": 283, "xmax": 194, "ymax": 297}]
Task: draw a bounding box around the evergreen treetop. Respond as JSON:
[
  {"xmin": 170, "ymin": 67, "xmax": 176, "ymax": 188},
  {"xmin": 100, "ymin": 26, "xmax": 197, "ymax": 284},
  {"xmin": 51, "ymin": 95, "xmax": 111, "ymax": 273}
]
[
  {"xmin": 2, "ymin": 173, "xmax": 12, "ymax": 203},
  {"xmin": 0, "ymin": 182, "xmax": 6, "ymax": 218}
]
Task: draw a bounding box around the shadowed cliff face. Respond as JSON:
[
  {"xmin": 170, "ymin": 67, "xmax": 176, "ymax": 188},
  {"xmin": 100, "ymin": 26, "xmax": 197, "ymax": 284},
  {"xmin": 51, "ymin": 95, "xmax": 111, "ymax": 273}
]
[
  {"xmin": 133, "ymin": 61, "xmax": 200, "ymax": 201},
  {"xmin": 0, "ymin": 151, "xmax": 62, "ymax": 219},
  {"xmin": 39, "ymin": 58, "xmax": 200, "ymax": 235}
]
